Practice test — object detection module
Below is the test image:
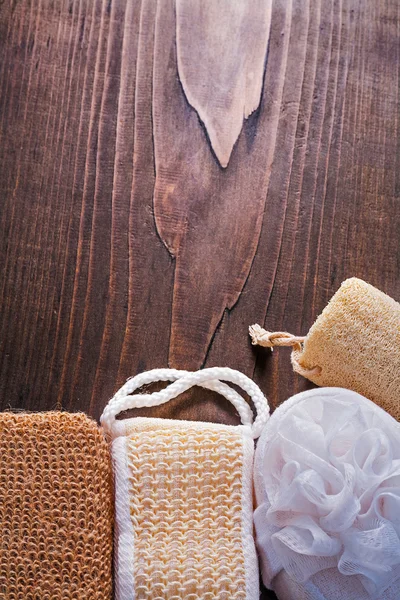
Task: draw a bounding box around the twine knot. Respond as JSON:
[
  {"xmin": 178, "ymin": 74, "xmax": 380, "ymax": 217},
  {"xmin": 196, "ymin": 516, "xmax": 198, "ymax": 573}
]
[
  {"xmin": 249, "ymin": 324, "xmax": 305, "ymax": 350},
  {"xmin": 249, "ymin": 324, "xmax": 321, "ymax": 378}
]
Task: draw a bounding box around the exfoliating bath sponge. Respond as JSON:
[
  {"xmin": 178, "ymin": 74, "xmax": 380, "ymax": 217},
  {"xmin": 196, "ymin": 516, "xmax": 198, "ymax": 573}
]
[
  {"xmin": 101, "ymin": 367, "xmax": 270, "ymax": 600},
  {"xmin": 0, "ymin": 411, "xmax": 113, "ymax": 599},
  {"xmin": 254, "ymin": 387, "xmax": 400, "ymax": 600},
  {"xmin": 250, "ymin": 277, "xmax": 400, "ymax": 419}
]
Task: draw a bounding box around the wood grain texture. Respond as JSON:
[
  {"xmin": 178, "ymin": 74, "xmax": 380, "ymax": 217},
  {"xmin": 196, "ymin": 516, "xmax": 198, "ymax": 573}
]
[
  {"xmin": 176, "ymin": 0, "xmax": 272, "ymax": 168},
  {"xmin": 1, "ymin": 1, "xmax": 400, "ymax": 598}
]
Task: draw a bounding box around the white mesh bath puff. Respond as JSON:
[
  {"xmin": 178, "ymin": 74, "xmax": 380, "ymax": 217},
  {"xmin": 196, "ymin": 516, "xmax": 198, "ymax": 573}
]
[{"xmin": 254, "ymin": 387, "xmax": 400, "ymax": 600}]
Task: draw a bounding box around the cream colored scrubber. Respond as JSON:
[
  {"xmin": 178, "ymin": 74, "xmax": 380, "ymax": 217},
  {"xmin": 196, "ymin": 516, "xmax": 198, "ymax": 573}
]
[
  {"xmin": 101, "ymin": 367, "xmax": 270, "ymax": 600},
  {"xmin": 250, "ymin": 277, "xmax": 400, "ymax": 420}
]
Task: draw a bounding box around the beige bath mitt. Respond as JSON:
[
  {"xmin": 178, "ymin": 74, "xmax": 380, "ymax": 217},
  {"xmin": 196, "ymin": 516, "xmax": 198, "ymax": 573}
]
[
  {"xmin": 250, "ymin": 277, "xmax": 400, "ymax": 420},
  {"xmin": 101, "ymin": 367, "xmax": 270, "ymax": 600}
]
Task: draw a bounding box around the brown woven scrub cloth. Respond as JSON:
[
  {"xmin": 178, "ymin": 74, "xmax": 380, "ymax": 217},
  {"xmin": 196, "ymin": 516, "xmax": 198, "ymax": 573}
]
[{"xmin": 0, "ymin": 412, "xmax": 113, "ymax": 599}]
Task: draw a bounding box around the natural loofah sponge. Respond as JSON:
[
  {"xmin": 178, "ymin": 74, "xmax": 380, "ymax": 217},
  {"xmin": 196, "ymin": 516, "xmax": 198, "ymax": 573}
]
[
  {"xmin": 250, "ymin": 277, "xmax": 400, "ymax": 420},
  {"xmin": 0, "ymin": 411, "xmax": 113, "ymax": 599}
]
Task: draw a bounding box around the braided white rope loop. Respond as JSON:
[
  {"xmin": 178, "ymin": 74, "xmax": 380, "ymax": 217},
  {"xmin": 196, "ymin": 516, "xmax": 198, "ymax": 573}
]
[{"xmin": 101, "ymin": 367, "xmax": 269, "ymax": 439}]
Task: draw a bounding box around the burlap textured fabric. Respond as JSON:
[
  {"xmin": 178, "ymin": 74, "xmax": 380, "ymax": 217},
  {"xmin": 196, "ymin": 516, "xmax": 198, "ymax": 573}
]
[
  {"xmin": 0, "ymin": 412, "xmax": 113, "ymax": 599},
  {"xmin": 295, "ymin": 278, "xmax": 400, "ymax": 419}
]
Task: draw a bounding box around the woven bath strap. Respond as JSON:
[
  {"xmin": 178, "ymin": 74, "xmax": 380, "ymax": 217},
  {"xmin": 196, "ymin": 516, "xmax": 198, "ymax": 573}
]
[
  {"xmin": 101, "ymin": 367, "xmax": 270, "ymax": 439},
  {"xmin": 249, "ymin": 324, "xmax": 321, "ymax": 378}
]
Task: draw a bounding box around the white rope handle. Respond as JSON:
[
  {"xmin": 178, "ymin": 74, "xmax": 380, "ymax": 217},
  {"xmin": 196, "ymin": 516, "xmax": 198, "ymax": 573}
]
[
  {"xmin": 101, "ymin": 367, "xmax": 269, "ymax": 439},
  {"xmin": 102, "ymin": 368, "xmax": 253, "ymax": 429}
]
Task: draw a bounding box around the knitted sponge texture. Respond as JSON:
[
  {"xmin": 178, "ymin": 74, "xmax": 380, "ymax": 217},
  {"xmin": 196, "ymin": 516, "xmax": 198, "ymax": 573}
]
[
  {"xmin": 296, "ymin": 277, "xmax": 400, "ymax": 419},
  {"xmin": 0, "ymin": 412, "xmax": 113, "ymax": 599},
  {"xmin": 115, "ymin": 417, "xmax": 257, "ymax": 599}
]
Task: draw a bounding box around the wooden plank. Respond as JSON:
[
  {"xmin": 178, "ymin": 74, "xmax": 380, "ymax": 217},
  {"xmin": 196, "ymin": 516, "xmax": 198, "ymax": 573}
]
[
  {"xmin": 1, "ymin": 1, "xmax": 400, "ymax": 597},
  {"xmin": 153, "ymin": 0, "xmax": 289, "ymax": 370}
]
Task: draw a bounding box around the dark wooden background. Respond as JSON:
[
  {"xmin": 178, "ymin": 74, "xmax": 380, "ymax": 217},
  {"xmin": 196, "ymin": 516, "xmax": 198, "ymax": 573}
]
[{"xmin": 1, "ymin": 0, "xmax": 399, "ymax": 598}]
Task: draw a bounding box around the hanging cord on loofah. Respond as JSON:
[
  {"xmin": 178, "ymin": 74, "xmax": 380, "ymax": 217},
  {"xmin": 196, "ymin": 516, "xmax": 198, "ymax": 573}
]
[
  {"xmin": 249, "ymin": 324, "xmax": 321, "ymax": 378},
  {"xmin": 101, "ymin": 367, "xmax": 270, "ymax": 439}
]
